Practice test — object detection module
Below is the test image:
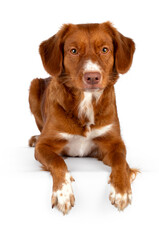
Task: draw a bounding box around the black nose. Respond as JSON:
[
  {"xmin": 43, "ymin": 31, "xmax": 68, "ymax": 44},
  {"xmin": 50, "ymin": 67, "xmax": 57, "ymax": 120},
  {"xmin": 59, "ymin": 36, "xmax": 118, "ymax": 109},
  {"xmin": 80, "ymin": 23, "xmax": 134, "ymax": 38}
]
[{"xmin": 84, "ymin": 72, "xmax": 101, "ymax": 85}]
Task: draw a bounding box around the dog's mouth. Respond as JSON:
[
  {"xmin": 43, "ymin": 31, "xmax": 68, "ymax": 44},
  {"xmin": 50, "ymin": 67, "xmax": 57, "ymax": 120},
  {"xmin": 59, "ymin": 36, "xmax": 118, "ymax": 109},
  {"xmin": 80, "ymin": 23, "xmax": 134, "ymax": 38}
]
[
  {"xmin": 82, "ymin": 82, "xmax": 104, "ymax": 92},
  {"xmin": 82, "ymin": 86, "xmax": 104, "ymax": 92}
]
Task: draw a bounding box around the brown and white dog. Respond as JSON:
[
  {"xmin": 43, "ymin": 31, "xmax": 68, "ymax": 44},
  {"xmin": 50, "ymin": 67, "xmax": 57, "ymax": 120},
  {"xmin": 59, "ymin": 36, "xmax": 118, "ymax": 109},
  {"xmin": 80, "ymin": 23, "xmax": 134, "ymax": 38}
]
[{"xmin": 29, "ymin": 21, "xmax": 138, "ymax": 214}]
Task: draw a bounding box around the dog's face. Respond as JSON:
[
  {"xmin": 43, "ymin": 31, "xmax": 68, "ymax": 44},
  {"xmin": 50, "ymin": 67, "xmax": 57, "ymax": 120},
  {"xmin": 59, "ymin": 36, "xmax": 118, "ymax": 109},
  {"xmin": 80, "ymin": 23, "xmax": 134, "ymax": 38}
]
[
  {"xmin": 39, "ymin": 22, "xmax": 135, "ymax": 91},
  {"xmin": 63, "ymin": 24, "xmax": 114, "ymax": 91}
]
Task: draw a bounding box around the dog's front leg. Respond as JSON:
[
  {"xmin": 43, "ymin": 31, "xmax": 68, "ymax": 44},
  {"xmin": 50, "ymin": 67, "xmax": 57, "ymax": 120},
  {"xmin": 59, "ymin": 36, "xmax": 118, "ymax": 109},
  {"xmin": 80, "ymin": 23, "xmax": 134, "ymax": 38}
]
[
  {"xmin": 94, "ymin": 136, "xmax": 138, "ymax": 211},
  {"xmin": 35, "ymin": 135, "xmax": 75, "ymax": 214}
]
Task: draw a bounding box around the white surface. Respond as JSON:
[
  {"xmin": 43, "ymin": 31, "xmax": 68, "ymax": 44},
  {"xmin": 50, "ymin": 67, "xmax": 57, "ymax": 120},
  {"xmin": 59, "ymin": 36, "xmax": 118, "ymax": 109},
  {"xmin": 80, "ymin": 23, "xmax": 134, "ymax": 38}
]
[
  {"xmin": 0, "ymin": 0, "xmax": 159, "ymax": 239},
  {"xmin": 0, "ymin": 147, "xmax": 159, "ymax": 239}
]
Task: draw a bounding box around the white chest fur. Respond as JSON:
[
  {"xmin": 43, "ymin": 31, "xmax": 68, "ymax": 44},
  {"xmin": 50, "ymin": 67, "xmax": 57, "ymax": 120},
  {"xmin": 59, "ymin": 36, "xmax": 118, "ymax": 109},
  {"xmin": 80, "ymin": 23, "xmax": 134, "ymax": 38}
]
[
  {"xmin": 59, "ymin": 124, "xmax": 112, "ymax": 157},
  {"xmin": 59, "ymin": 88, "xmax": 112, "ymax": 157},
  {"xmin": 78, "ymin": 92, "xmax": 94, "ymax": 125},
  {"xmin": 78, "ymin": 91, "xmax": 103, "ymax": 126}
]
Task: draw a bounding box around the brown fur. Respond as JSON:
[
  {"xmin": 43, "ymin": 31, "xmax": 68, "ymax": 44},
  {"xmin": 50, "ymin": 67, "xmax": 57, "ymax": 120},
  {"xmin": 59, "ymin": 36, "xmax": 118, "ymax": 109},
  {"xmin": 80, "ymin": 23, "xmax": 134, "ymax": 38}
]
[{"xmin": 29, "ymin": 21, "xmax": 138, "ymax": 214}]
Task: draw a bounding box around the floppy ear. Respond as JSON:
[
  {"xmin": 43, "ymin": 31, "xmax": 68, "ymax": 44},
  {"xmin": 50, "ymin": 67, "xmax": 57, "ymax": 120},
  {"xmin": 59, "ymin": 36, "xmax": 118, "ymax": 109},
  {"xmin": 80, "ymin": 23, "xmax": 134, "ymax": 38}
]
[
  {"xmin": 105, "ymin": 22, "xmax": 135, "ymax": 74},
  {"xmin": 39, "ymin": 24, "xmax": 71, "ymax": 76},
  {"xmin": 114, "ymin": 32, "xmax": 135, "ymax": 74}
]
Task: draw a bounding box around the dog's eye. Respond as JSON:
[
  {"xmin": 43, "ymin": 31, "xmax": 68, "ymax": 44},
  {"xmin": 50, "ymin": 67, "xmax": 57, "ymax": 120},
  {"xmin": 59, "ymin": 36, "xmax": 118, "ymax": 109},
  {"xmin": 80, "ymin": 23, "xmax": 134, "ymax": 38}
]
[
  {"xmin": 102, "ymin": 47, "xmax": 109, "ymax": 53},
  {"xmin": 70, "ymin": 48, "xmax": 78, "ymax": 54}
]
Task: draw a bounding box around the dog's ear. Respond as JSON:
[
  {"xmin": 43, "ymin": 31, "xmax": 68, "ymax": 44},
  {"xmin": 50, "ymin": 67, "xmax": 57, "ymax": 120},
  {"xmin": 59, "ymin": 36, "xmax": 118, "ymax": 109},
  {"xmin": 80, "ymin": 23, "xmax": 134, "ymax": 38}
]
[
  {"xmin": 39, "ymin": 24, "xmax": 71, "ymax": 76},
  {"xmin": 105, "ymin": 22, "xmax": 135, "ymax": 74}
]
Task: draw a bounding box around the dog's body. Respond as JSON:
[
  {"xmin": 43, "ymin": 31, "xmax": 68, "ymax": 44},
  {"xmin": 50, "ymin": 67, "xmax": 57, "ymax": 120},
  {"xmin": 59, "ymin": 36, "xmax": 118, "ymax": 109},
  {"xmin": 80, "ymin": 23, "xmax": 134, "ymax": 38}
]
[{"xmin": 29, "ymin": 22, "xmax": 138, "ymax": 214}]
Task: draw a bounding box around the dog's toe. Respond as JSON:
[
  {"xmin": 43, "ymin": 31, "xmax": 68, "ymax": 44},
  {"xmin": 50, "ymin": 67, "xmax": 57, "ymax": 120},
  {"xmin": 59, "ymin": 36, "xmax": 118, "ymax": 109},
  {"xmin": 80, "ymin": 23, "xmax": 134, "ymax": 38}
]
[{"xmin": 109, "ymin": 185, "xmax": 132, "ymax": 211}]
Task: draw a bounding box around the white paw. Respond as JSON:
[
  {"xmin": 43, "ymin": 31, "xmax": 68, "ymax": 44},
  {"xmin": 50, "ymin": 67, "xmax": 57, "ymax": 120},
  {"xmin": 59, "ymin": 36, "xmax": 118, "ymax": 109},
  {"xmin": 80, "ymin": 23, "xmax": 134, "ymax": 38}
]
[
  {"xmin": 51, "ymin": 173, "xmax": 75, "ymax": 214},
  {"xmin": 109, "ymin": 185, "xmax": 132, "ymax": 211}
]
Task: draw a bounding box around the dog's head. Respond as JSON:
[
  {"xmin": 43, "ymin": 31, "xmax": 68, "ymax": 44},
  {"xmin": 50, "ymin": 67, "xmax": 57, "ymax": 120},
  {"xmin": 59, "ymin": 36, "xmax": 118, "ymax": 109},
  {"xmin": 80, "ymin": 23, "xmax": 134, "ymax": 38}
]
[{"xmin": 39, "ymin": 22, "xmax": 135, "ymax": 91}]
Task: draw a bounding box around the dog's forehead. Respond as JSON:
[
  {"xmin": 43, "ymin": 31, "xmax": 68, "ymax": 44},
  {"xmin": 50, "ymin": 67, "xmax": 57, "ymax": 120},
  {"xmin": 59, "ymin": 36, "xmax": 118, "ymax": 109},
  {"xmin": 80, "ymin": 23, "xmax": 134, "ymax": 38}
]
[{"xmin": 64, "ymin": 24, "xmax": 113, "ymax": 46}]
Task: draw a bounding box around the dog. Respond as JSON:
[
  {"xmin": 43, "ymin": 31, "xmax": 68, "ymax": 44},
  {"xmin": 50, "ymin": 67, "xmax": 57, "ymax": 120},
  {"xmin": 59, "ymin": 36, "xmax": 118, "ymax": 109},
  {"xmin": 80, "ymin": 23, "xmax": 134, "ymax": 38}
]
[{"xmin": 29, "ymin": 21, "xmax": 138, "ymax": 214}]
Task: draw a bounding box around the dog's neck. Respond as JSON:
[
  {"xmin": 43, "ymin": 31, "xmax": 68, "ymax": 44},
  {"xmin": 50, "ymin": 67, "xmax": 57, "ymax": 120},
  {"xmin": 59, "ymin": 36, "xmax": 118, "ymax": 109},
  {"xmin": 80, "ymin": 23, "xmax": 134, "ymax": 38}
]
[{"xmin": 49, "ymin": 78, "xmax": 115, "ymax": 127}]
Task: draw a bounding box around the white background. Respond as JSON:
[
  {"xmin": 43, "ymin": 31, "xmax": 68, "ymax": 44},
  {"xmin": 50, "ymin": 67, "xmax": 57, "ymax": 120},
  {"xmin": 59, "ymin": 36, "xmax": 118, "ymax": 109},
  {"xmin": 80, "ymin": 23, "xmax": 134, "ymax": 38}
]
[{"xmin": 0, "ymin": 0, "xmax": 159, "ymax": 239}]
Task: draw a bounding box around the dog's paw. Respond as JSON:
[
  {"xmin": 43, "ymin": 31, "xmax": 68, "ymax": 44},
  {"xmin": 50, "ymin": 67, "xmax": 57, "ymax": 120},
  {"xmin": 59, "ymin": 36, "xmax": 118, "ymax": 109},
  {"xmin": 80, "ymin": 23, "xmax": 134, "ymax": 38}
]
[
  {"xmin": 109, "ymin": 185, "xmax": 132, "ymax": 211},
  {"xmin": 51, "ymin": 173, "xmax": 75, "ymax": 215},
  {"xmin": 28, "ymin": 135, "xmax": 39, "ymax": 147},
  {"xmin": 108, "ymin": 168, "xmax": 139, "ymax": 211}
]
